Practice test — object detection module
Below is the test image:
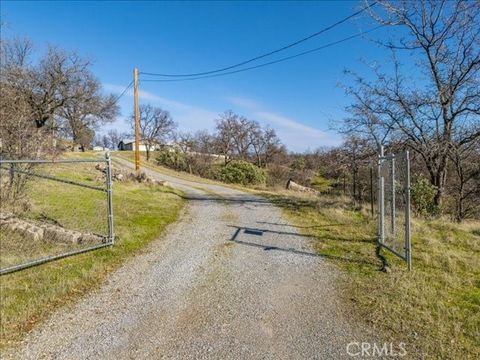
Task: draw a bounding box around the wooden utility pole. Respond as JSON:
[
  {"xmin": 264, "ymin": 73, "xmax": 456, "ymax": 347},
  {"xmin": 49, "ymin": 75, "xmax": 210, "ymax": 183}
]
[{"xmin": 133, "ymin": 68, "xmax": 140, "ymax": 172}]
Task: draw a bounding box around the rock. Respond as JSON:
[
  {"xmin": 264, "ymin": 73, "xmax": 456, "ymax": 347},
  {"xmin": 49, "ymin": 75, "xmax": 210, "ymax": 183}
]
[
  {"xmin": 286, "ymin": 179, "xmax": 319, "ymax": 194},
  {"xmin": 0, "ymin": 212, "xmax": 14, "ymax": 221},
  {"xmin": 81, "ymin": 234, "xmax": 103, "ymax": 244},
  {"xmin": 95, "ymin": 163, "xmax": 106, "ymax": 172},
  {"xmin": 1, "ymin": 214, "xmax": 104, "ymax": 245}
]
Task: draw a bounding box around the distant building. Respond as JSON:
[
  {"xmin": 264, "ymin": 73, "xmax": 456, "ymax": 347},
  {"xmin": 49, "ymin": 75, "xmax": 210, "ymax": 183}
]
[
  {"xmin": 118, "ymin": 139, "xmax": 160, "ymax": 152},
  {"xmin": 93, "ymin": 146, "xmax": 110, "ymax": 151}
]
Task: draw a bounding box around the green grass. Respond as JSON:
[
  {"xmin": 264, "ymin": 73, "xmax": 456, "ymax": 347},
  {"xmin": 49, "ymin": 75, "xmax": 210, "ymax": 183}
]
[
  {"xmin": 0, "ymin": 158, "xmax": 184, "ymax": 349},
  {"xmin": 260, "ymin": 190, "xmax": 480, "ymax": 359},
  {"xmin": 0, "ymin": 230, "xmax": 88, "ymax": 269}
]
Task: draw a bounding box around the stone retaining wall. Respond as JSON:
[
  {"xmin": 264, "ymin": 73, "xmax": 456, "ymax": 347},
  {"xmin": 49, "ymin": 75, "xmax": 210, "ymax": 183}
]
[{"xmin": 0, "ymin": 213, "xmax": 104, "ymax": 244}]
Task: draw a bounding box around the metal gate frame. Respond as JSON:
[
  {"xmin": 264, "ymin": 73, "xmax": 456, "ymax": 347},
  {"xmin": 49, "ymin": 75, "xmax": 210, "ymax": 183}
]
[
  {"xmin": 0, "ymin": 152, "xmax": 114, "ymax": 275},
  {"xmin": 377, "ymin": 146, "xmax": 412, "ymax": 270}
]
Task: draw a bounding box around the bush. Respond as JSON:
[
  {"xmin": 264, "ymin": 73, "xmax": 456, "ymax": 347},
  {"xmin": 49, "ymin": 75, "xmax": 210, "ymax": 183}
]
[
  {"xmin": 156, "ymin": 150, "xmax": 189, "ymax": 172},
  {"xmin": 310, "ymin": 173, "xmax": 332, "ymax": 193},
  {"xmin": 266, "ymin": 164, "xmax": 290, "ymax": 188},
  {"xmin": 218, "ymin": 160, "xmax": 266, "ymax": 186},
  {"xmin": 411, "ymin": 176, "xmax": 440, "ymax": 216}
]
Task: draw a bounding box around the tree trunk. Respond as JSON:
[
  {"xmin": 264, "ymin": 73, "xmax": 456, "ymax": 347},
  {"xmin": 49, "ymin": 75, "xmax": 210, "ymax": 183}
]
[
  {"xmin": 432, "ymin": 166, "xmax": 447, "ymax": 208},
  {"xmin": 456, "ymin": 187, "xmax": 464, "ymax": 222}
]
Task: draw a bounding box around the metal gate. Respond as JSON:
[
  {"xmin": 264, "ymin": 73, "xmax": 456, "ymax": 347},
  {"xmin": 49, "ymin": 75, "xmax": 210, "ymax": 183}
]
[
  {"xmin": 0, "ymin": 153, "xmax": 114, "ymax": 275},
  {"xmin": 377, "ymin": 147, "xmax": 412, "ymax": 270}
]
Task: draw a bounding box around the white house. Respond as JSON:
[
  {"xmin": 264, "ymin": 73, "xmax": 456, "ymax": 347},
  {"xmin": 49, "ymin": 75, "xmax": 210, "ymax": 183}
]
[{"xmin": 118, "ymin": 139, "xmax": 160, "ymax": 152}]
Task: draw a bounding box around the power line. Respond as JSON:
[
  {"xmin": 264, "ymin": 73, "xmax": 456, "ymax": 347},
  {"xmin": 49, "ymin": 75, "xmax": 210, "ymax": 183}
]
[
  {"xmin": 111, "ymin": 80, "xmax": 134, "ymax": 103},
  {"xmin": 140, "ymin": 1, "xmax": 377, "ymax": 78},
  {"xmin": 140, "ymin": 25, "xmax": 384, "ymax": 83}
]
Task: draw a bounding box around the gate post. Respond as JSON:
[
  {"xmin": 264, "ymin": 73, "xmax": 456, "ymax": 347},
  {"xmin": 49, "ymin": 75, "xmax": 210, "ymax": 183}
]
[
  {"xmin": 390, "ymin": 155, "xmax": 396, "ymax": 236},
  {"xmin": 405, "ymin": 151, "xmax": 412, "ymax": 271},
  {"xmin": 105, "ymin": 152, "xmax": 115, "ymax": 244},
  {"xmin": 377, "ymin": 146, "xmax": 384, "ymax": 245}
]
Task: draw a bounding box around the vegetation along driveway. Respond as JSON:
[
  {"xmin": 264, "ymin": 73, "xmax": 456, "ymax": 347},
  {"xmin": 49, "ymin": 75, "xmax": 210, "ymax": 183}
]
[{"xmin": 6, "ymin": 157, "xmax": 376, "ymax": 359}]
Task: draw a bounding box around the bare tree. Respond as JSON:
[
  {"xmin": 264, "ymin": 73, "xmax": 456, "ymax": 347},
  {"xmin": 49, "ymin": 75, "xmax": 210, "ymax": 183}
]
[
  {"xmin": 214, "ymin": 110, "xmax": 283, "ymax": 166},
  {"xmin": 344, "ymin": 0, "xmax": 480, "ymax": 207},
  {"xmin": 0, "ymin": 36, "xmax": 34, "ymax": 69},
  {"xmin": 449, "ymin": 140, "xmax": 480, "ymax": 221},
  {"xmin": 22, "ymin": 47, "xmax": 99, "ymax": 129},
  {"xmin": 192, "ymin": 130, "xmax": 216, "ymax": 154},
  {"xmin": 1, "ymin": 36, "xmax": 118, "ymax": 202},
  {"xmin": 107, "ymin": 129, "xmax": 121, "ymax": 150},
  {"xmin": 129, "ymin": 104, "xmax": 177, "ymax": 161},
  {"xmin": 75, "ymin": 126, "xmax": 95, "ymax": 152},
  {"xmin": 214, "ymin": 110, "xmax": 237, "ymax": 164},
  {"xmin": 174, "ymin": 131, "xmax": 194, "ymax": 153},
  {"xmin": 250, "ymin": 126, "xmax": 283, "ymax": 167},
  {"xmin": 59, "ymin": 74, "xmax": 118, "ymax": 150},
  {"xmin": 1, "ymin": 37, "xmax": 118, "ymax": 153}
]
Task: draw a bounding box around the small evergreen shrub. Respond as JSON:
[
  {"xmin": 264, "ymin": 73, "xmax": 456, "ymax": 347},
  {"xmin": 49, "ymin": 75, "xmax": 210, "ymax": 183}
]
[
  {"xmin": 411, "ymin": 176, "xmax": 440, "ymax": 216},
  {"xmin": 218, "ymin": 160, "xmax": 266, "ymax": 186},
  {"xmin": 156, "ymin": 150, "xmax": 188, "ymax": 172}
]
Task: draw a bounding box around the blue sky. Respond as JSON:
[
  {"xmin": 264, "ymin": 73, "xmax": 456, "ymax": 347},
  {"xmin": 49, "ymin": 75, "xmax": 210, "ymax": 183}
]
[{"xmin": 1, "ymin": 0, "xmax": 399, "ymax": 152}]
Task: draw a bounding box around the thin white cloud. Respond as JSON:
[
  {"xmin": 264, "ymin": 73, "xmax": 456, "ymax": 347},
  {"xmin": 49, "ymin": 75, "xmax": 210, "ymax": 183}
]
[
  {"xmin": 104, "ymin": 83, "xmax": 218, "ymax": 133},
  {"xmin": 254, "ymin": 111, "xmax": 341, "ymax": 151},
  {"xmin": 225, "ymin": 96, "xmax": 261, "ymax": 110},
  {"xmin": 226, "ymin": 95, "xmax": 341, "ymax": 151}
]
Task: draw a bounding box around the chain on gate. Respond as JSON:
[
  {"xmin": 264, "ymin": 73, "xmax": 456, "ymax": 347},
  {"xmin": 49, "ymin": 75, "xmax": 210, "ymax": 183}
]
[{"xmin": 377, "ymin": 147, "xmax": 412, "ymax": 270}]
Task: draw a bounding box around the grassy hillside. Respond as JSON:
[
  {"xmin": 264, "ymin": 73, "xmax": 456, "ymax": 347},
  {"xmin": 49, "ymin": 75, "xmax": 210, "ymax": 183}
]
[
  {"xmin": 0, "ymin": 153, "xmax": 184, "ymax": 349},
  {"xmin": 261, "ymin": 191, "xmax": 480, "ymax": 359},
  {"xmin": 114, "ymin": 151, "xmax": 219, "ymax": 185}
]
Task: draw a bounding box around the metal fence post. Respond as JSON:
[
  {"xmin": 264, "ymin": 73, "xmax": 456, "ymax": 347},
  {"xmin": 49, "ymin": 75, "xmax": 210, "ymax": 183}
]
[
  {"xmin": 105, "ymin": 152, "xmax": 115, "ymax": 244},
  {"xmin": 370, "ymin": 164, "xmax": 374, "ymax": 217},
  {"xmin": 391, "ymin": 155, "xmax": 396, "ymax": 236},
  {"xmin": 377, "ymin": 146, "xmax": 384, "ymax": 245},
  {"xmin": 405, "ymin": 151, "xmax": 412, "ymax": 271}
]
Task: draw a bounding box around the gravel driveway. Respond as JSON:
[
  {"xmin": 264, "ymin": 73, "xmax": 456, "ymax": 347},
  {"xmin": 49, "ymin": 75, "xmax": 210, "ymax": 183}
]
[{"xmin": 6, "ymin": 158, "xmax": 375, "ymax": 359}]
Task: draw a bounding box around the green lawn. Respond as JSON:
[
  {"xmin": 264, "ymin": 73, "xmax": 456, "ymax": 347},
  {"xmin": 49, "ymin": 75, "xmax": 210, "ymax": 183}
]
[
  {"xmin": 0, "ymin": 156, "xmax": 184, "ymax": 349},
  {"xmin": 261, "ymin": 190, "xmax": 480, "ymax": 359}
]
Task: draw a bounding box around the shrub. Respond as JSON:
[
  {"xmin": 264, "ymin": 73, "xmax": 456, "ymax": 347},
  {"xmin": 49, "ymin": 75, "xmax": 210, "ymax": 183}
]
[
  {"xmin": 411, "ymin": 176, "xmax": 440, "ymax": 216},
  {"xmin": 218, "ymin": 160, "xmax": 266, "ymax": 186},
  {"xmin": 266, "ymin": 164, "xmax": 290, "ymax": 188},
  {"xmin": 310, "ymin": 173, "xmax": 332, "ymax": 193},
  {"xmin": 156, "ymin": 150, "xmax": 188, "ymax": 172}
]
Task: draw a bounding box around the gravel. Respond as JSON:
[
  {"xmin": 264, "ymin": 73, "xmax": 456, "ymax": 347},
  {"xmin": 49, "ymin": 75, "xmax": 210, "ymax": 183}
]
[{"xmin": 5, "ymin": 158, "xmax": 376, "ymax": 359}]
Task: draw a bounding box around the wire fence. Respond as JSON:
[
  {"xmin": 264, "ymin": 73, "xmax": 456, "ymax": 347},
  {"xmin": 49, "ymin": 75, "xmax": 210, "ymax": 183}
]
[{"xmin": 0, "ymin": 153, "xmax": 114, "ymax": 275}]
